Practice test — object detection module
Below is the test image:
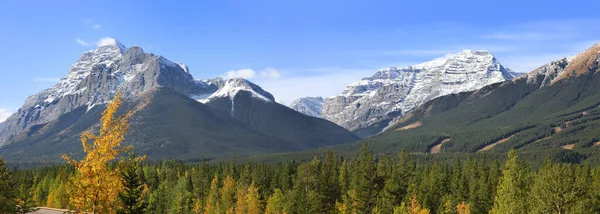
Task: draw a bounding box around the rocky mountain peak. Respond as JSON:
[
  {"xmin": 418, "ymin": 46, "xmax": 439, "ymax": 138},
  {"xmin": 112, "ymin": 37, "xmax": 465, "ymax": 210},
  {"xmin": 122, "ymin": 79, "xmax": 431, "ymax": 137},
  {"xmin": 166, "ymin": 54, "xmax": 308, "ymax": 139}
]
[
  {"xmin": 0, "ymin": 38, "xmax": 221, "ymax": 146},
  {"xmin": 321, "ymin": 49, "xmax": 514, "ymax": 137}
]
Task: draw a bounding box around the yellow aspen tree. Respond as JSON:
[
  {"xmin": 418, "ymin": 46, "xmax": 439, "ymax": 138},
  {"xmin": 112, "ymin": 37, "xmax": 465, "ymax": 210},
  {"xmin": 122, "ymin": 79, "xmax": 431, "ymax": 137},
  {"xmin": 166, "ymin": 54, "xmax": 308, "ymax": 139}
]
[
  {"xmin": 337, "ymin": 189, "xmax": 359, "ymax": 214},
  {"xmin": 205, "ymin": 175, "xmax": 221, "ymax": 214},
  {"xmin": 456, "ymin": 201, "xmax": 471, "ymax": 214},
  {"xmin": 234, "ymin": 183, "xmax": 248, "ymax": 214},
  {"xmin": 266, "ymin": 188, "xmax": 286, "ymax": 214},
  {"xmin": 191, "ymin": 197, "xmax": 203, "ymax": 214},
  {"xmin": 394, "ymin": 194, "xmax": 430, "ymax": 214},
  {"xmin": 62, "ymin": 92, "xmax": 132, "ymax": 214},
  {"xmin": 245, "ymin": 183, "xmax": 263, "ymax": 214},
  {"xmin": 220, "ymin": 175, "xmax": 236, "ymax": 214}
]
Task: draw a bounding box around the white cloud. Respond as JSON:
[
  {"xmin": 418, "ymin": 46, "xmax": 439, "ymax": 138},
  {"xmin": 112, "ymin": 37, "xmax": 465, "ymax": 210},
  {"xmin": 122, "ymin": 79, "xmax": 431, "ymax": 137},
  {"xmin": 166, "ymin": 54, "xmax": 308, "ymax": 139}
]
[
  {"xmin": 0, "ymin": 109, "xmax": 12, "ymax": 123},
  {"xmin": 76, "ymin": 38, "xmax": 90, "ymax": 46},
  {"xmin": 92, "ymin": 24, "xmax": 101, "ymax": 29},
  {"xmin": 259, "ymin": 68, "xmax": 281, "ymax": 79},
  {"xmin": 32, "ymin": 77, "xmax": 60, "ymax": 83},
  {"xmin": 252, "ymin": 67, "xmax": 372, "ymax": 105},
  {"xmin": 223, "ymin": 68, "xmax": 282, "ymax": 80},
  {"xmin": 96, "ymin": 37, "xmax": 118, "ymax": 47},
  {"xmin": 224, "ymin": 69, "xmax": 256, "ymax": 79}
]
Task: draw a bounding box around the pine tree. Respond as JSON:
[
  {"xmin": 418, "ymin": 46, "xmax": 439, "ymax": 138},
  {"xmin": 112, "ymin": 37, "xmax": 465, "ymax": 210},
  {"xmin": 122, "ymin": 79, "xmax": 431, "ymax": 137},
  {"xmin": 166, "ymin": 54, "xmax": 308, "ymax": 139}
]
[
  {"xmin": 532, "ymin": 161, "xmax": 582, "ymax": 213},
  {"xmin": 355, "ymin": 144, "xmax": 376, "ymax": 213},
  {"xmin": 62, "ymin": 92, "xmax": 131, "ymax": 213},
  {"xmin": 490, "ymin": 149, "xmax": 530, "ymax": 214},
  {"xmin": 14, "ymin": 175, "xmax": 39, "ymax": 214},
  {"xmin": 0, "ymin": 156, "xmax": 16, "ymax": 213},
  {"xmin": 117, "ymin": 152, "xmax": 148, "ymax": 214},
  {"xmin": 266, "ymin": 188, "xmax": 287, "ymax": 214}
]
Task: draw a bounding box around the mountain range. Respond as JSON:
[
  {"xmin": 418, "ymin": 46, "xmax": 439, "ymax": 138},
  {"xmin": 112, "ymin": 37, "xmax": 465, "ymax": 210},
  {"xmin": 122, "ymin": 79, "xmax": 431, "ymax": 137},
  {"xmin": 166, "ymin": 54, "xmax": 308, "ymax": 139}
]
[
  {"xmin": 273, "ymin": 42, "xmax": 600, "ymax": 164},
  {"xmin": 3, "ymin": 37, "xmax": 600, "ymax": 165},
  {"xmin": 292, "ymin": 50, "xmax": 520, "ymax": 137},
  {"xmin": 0, "ymin": 39, "xmax": 358, "ymax": 163}
]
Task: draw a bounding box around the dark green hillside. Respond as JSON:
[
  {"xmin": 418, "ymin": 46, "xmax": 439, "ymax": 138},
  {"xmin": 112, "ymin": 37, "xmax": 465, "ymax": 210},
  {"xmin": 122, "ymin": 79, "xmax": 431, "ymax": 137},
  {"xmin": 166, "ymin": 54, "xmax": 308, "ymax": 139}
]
[
  {"xmin": 204, "ymin": 90, "xmax": 360, "ymax": 149},
  {"xmin": 0, "ymin": 88, "xmax": 303, "ymax": 164}
]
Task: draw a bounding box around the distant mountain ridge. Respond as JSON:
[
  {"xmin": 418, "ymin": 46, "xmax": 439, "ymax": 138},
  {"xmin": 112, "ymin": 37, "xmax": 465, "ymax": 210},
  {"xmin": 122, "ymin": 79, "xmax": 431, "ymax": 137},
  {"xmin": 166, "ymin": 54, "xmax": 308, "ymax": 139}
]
[{"xmin": 289, "ymin": 97, "xmax": 324, "ymax": 117}]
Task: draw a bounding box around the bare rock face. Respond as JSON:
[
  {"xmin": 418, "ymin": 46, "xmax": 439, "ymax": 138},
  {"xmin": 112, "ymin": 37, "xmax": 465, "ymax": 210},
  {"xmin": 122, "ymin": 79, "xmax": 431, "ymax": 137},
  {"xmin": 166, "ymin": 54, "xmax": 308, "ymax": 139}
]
[
  {"xmin": 322, "ymin": 50, "xmax": 518, "ymax": 137},
  {"xmin": 289, "ymin": 97, "xmax": 324, "ymax": 118},
  {"xmin": 0, "ymin": 38, "xmax": 220, "ymax": 146}
]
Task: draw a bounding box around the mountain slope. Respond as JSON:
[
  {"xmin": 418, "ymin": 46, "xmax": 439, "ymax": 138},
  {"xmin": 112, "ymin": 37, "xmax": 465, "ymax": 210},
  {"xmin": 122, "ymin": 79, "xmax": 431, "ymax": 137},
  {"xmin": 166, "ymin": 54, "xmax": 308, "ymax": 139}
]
[
  {"xmin": 0, "ymin": 88, "xmax": 299, "ymax": 163},
  {"xmin": 201, "ymin": 79, "xmax": 360, "ymax": 149},
  {"xmin": 289, "ymin": 97, "xmax": 324, "ymax": 117},
  {"xmin": 322, "ymin": 50, "xmax": 517, "ymax": 138}
]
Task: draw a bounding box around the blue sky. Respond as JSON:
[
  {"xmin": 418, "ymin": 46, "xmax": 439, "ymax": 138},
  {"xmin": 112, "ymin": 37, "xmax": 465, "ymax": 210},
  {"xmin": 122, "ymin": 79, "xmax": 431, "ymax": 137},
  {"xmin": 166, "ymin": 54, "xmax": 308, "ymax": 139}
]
[{"xmin": 1, "ymin": 0, "xmax": 600, "ymax": 121}]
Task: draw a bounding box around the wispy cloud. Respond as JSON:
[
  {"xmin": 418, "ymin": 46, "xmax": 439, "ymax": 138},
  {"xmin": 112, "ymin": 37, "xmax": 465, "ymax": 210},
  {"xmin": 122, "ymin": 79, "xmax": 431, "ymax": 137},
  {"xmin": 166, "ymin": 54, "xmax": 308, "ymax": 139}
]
[
  {"xmin": 75, "ymin": 38, "xmax": 90, "ymax": 46},
  {"xmin": 252, "ymin": 67, "xmax": 373, "ymax": 105},
  {"xmin": 82, "ymin": 19, "xmax": 102, "ymax": 30},
  {"xmin": 0, "ymin": 108, "xmax": 13, "ymax": 123},
  {"xmin": 224, "ymin": 69, "xmax": 256, "ymax": 79},
  {"xmin": 223, "ymin": 68, "xmax": 282, "ymax": 80},
  {"xmin": 482, "ymin": 32, "xmax": 576, "ymax": 41},
  {"xmin": 32, "ymin": 77, "xmax": 60, "ymax": 83}
]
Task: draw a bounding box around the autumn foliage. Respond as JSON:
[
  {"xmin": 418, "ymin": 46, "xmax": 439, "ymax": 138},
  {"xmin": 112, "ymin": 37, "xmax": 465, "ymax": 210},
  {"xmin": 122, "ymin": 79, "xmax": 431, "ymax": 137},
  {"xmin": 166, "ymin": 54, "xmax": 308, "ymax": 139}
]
[{"xmin": 62, "ymin": 92, "xmax": 132, "ymax": 213}]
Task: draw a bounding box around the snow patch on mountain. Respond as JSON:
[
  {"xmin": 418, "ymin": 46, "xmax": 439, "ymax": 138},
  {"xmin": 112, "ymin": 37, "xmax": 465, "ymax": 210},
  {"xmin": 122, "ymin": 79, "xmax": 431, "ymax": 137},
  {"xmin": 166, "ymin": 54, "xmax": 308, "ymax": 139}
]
[
  {"xmin": 199, "ymin": 78, "xmax": 275, "ymax": 104},
  {"xmin": 289, "ymin": 97, "xmax": 324, "ymax": 117}
]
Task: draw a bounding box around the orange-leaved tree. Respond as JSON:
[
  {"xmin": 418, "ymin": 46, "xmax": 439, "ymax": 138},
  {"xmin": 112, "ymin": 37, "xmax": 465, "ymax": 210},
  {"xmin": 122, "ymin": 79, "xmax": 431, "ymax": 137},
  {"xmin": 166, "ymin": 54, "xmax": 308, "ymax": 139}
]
[{"xmin": 62, "ymin": 92, "xmax": 132, "ymax": 214}]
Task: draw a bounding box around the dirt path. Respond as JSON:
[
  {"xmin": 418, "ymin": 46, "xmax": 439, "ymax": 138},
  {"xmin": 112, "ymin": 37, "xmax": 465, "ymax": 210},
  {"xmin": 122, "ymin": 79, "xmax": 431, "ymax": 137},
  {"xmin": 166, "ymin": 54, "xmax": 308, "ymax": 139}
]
[
  {"xmin": 397, "ymin": 121, "xmax": 422, "ymax": 130},
  {"xmin": 533, "ymin": 136, "xmax": 552, "ymax": 143},
  {"xmin": 478, "ymin": 134, "xmax": 517, "ymax": 152},
  {"xmin": 562, "ymin": 144, "xmax": 575, "ymax": 150},
  {"xmin": 429, "ymin": 138, "xmax": 450, "ymax": 154}
]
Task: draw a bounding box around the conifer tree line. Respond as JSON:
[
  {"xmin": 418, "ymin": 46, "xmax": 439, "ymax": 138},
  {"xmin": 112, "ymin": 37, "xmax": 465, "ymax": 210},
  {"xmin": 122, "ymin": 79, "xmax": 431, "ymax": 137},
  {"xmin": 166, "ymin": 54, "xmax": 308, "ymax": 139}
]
[
  {"xmin": 2, "ymin": 93, "xmax": 600, "ymax": 213},
  {"xmin": 3, "ymin": 147, "xmax": 600, "ymax": 214}
]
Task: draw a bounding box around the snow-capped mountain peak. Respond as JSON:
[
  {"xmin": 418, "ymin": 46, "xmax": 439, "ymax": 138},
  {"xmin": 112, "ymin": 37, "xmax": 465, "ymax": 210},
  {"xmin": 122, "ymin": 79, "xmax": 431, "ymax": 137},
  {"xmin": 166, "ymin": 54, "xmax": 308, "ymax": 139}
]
[
  {"xmin": 321, "ymin": 49, "xmax": 515, "ymax": 137},
  {"xmin": 0, "ymin": 38, "xmax": 221, "ymax": 146},
  {"xmin": 199, "ymin": 78, "xmax": 275, "ymax": 103}
]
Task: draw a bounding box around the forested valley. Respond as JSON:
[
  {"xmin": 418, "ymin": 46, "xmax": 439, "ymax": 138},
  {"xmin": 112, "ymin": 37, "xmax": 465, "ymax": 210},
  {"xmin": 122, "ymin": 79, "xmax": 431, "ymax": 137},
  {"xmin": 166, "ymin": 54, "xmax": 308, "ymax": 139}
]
[{"xmin": 2, "ymin": 94, "xmax": 600, "ymax": 214}]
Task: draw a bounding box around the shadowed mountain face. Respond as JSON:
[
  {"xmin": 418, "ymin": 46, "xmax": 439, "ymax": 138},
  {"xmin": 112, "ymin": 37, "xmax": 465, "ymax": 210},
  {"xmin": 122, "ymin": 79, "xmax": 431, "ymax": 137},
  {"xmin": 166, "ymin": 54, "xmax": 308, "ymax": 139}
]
[
  {"xmin": 0, "ymin": 40, "xmax": 359, "ymax": 163},
  {"xmin": 201, "ymin": 79, "xmax": 360, "ymax": 150},
  {"xmin": 0, "ymin": 88, "xmax": 297, "ymax": 163}
]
